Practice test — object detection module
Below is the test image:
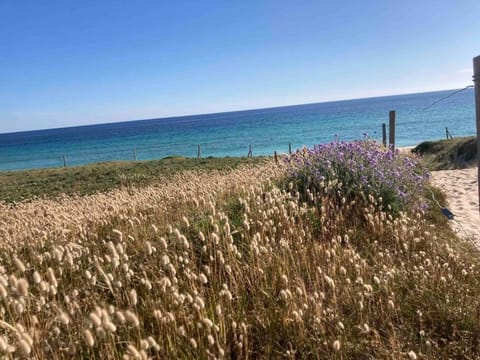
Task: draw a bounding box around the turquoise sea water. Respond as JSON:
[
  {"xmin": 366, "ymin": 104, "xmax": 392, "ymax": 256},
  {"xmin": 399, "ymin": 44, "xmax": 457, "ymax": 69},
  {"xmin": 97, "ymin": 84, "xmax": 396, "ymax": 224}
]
[{"xmin": 0, "ymin": 89, "xmax": 476, "ymax": 171}]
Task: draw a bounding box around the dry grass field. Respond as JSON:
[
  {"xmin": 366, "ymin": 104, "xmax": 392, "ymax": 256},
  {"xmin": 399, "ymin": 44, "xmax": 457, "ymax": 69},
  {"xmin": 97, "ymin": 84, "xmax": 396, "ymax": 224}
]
[{"xmin": 1, "ymin": 146, "xmax": 479, "ymax": 359}]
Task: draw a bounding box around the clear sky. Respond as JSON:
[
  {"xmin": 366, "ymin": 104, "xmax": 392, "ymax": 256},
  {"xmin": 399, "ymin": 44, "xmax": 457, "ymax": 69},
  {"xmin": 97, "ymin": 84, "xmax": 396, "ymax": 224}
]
[{"xmin": 0, "ymin": 0, "xmax": 478, "ymax": 133}]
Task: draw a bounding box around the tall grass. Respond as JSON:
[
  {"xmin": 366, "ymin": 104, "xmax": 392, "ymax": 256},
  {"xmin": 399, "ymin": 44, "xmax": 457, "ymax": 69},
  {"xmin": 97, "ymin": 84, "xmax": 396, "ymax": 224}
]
[{"xmin": 0, "ymin": 150, "xmax": 479, "ymax": 358}]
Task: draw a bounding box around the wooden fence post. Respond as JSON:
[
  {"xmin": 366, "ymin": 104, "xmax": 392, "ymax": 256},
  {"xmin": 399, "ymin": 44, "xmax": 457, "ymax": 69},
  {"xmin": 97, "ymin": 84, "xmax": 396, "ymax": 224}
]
[
  {"xmin": 473, "ymin": 55, "xmax": 480, "ymax": 215},
  {"xmin": 382, "ymin": 123, "xmax": 387, "ymax": 146},
  {"xmin": 389, "ymin": 110, "xmax": 396, "ymax": 153},
  {"xmin": 288, "ymin": 142, "xmax": 292, "ymax": 155},
  {"xmin": 62, "ymin": 154, "xmax": 67, "ymax": 168},
  {"xmin": 197, "ymin": 145, "xmax": 201, "ymax": 159},
  {"xmin": 274, "ymin": 151, "xmax": 278, "ymax": 164},
  {"xmin": 134, "ymin": 148, "xmax": 138, "ymax": 161}
]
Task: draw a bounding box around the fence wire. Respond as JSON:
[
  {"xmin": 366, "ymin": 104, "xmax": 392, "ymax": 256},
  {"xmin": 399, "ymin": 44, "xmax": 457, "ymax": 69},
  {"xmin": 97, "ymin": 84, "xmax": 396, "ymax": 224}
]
[{"xmin": 0, "ymin": 85, "xmax": 476, "ymax": 172}]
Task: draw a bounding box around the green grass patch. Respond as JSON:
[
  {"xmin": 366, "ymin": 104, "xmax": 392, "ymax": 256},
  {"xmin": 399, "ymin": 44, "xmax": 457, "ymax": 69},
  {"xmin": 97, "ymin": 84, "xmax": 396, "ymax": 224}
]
[
  {"xmin": 414, "ymin": 136, "xmax": 477, "ymax": 170},
  {"xmin": 0, "ymin": 156, "xmax": 266, "ymax": 203}
]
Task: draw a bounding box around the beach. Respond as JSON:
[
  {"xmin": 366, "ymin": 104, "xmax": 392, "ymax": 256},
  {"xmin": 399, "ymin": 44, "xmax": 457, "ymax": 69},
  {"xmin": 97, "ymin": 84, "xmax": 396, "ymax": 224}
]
[{"xmin": 431, "ymin": 167, "xmax": 480, "ymax": 245}]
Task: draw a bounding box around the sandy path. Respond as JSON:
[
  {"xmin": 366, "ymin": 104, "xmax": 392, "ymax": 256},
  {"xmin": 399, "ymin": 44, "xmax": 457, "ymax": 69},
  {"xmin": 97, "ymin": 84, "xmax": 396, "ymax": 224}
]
[{"xmin": 430, "ymin": 168, "xmax": 480, "ymax": 245}]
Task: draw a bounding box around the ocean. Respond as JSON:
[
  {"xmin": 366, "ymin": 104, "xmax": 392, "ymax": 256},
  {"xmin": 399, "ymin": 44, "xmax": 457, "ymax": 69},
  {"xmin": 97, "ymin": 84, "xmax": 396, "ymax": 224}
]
[{"xmin": 0, "ymin": 88, "xmax": 476, "ymax": 172}]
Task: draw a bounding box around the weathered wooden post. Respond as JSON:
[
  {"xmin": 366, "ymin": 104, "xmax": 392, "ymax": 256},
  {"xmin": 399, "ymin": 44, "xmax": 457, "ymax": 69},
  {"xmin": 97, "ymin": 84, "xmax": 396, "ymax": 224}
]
[
  {"xmin": 288, "ymin": 142, "xmax": 292, "ymax": 155},
  {"xmin": 197, "ymin": 145, "xmax": 201, "ymax": 159},
  {"xmin": 274, "ymin": 151, "xmax": 278, "ymax": 164},
  {"xmin": 248, "ymin": 145, "xmax": 252, "ymax": 158},
  {"xmin": 382, "ymin": 123, "xmax": 387, "ymax": 146},
  {"xmin": 389, "ymin": 110, "xmax": 396, "ymax": 153},
  {"xmin": 473, "ymin": 55, "xmax": 480, "ymax": 214},
  {"xmin": 133, "ymin": 148, "xmax": 138, "ymax": 161},
  {"xmin": 63, "ymin": 154, "xmax": 67, "ymax": 168}
]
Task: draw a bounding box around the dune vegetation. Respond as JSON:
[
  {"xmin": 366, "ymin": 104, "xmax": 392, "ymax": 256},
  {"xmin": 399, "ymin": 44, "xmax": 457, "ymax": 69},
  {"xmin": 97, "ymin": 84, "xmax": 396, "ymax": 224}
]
[
  {"xmin": 0, "ymin": 156, "xmax": 265, "ymax": 203},
  {"xmin": 413, "ymin": 136, "xmax": 477, "ymax": 170},
  {"xmin": 0, "ymin": 141, "xmax": 479, "ymax": 359}
]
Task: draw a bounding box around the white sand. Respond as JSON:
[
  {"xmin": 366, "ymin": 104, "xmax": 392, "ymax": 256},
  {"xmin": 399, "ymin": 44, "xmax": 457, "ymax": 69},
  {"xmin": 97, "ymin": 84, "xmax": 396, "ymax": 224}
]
[
  {"xmin": 430, "ymin": 168, "xmax": 480, "ymax": 245},
  {"xmin": 398, "ymin": 146, "xmax": 415, "ymax": 154}
]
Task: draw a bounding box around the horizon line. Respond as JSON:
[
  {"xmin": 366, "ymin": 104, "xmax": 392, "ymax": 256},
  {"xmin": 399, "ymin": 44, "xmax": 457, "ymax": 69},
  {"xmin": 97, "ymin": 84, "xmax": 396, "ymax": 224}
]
[{"xmin": 0, "ymin": 87, "xmax": 470, "ymax": 136}]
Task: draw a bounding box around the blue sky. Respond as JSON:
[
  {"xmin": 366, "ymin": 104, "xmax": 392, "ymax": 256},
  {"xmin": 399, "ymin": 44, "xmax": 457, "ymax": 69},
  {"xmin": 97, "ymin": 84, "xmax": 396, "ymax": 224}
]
[{"xmin": 0, "ymin": 0, "xmax": 478, "ymax": 133}]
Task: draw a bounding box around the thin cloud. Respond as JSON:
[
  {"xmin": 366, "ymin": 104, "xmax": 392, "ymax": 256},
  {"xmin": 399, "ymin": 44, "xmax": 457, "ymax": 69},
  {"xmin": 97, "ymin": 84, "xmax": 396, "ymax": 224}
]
[{"xmin": 456, "ymin": 68, "xmax": 473, "ymax": 75}]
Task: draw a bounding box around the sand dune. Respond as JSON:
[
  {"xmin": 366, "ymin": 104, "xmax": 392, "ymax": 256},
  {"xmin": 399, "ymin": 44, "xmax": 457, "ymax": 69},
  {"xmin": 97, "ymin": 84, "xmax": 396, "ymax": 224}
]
[{"xmin": 431, "ymin": 168, "xmax": 480, "ymax": 245}]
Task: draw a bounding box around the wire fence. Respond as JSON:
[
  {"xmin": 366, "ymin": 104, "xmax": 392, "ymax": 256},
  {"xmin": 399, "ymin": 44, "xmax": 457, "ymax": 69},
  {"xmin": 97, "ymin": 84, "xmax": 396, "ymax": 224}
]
[
  {"xmin": 0, "ymin": 86, "xmax": 477, "ymax": 172},
  {"xmin": 0, "ymin": 143, "xmax": 295, "ymax": 171}
]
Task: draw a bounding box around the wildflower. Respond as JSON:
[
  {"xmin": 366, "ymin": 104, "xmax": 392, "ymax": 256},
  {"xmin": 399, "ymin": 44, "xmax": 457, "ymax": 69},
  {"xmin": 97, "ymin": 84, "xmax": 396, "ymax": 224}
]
[
  {"xmin": 14, "ymin": 257, "xmax": 26, "ymax": 273},
  {"xmin": 59, "ymin": 311, "xmax": 70, "ymax": 326},
  {"xmin": 333, "ymin": 340, "xmax": 341, "ymax": 351},
  {"xmin": 178, "ymin": 325, "xmax": 186, "ymax": 336},
  {"xmin": 195, "ymin": 296, "xmax": 205, "ymax": 309},
  {"xmin": 129, "ymin": 289, "xmax": 138, "ymax": 306},
  {"xmin": 126, "ymin": 344, "xmax": 141, "ymax": 359},
  {"xmin": 89, "ymin": 313, "xmax": 102, "ymax": 327},
  {"xmin": 83, "ymin": 330, "xmax": 95, "ymax": 347},
  {"xmin": 324, "ymin": 275, "xmax": 335, "ymax": 290},
  {"xmin": 202, "ymin": 318, "xmax": 214, "ymax": 328},
  {"xmin": 408, "ymin": 350, "xmax": 417, "ymax": 359},
  {"xmin": 115, "ymin": 311, "xmax": 126, "ymax": 324},
  {"xmin": 198, "ymin": 273, "xmax": 208, "ymax": 284},
  {"xmin": 159, "ymin": 237, "xmax": 168, "ymax": 250},
  {"xmin": 112, "ymin": 229, "xmax": 123, "ymax": 239},
  {"xmin": 140, "ymin": 339, "xmax": 149, "ymax": 350},
  {"xmin": 125, "ymin": 310, "xmax": 140, "ymax": 327},
  {"xmin": 147, "ymin": 336, "xmax": 157, "ymax": 348},
  {"xmin": 104, "ymin": 321, "xmax": 117, "ymax": 333},
  {"xmin": 220, "ymin": 288, "xmax": 233, "ymax": 302},
  {"xmin": 18, "ymin": 339, "xmax": 31, "ymax": 355},
  {"xmin": 47, "ymin": 268, "xmax": 57, "ymax": 288},
  {"xmin": 161, "ymin": 255, "xmax": 170, "ymax": 266},
  {"xmin": 207, "ymin": 334, "xmax": 215, "ymax": 346},
  {"xmin": 16, "ymin": 278, "xmax": 29, "ymax": 297},
  {"xmin": 33, "ymin": 271, "xmax": 42, "ymax": 284}
]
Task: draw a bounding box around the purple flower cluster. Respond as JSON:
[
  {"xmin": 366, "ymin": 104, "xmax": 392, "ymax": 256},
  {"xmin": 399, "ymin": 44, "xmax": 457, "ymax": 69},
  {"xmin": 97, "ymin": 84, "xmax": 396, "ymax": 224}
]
[{"xmin": 285, "ymin": 140, "xmax": 429, "ymax": 212}]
